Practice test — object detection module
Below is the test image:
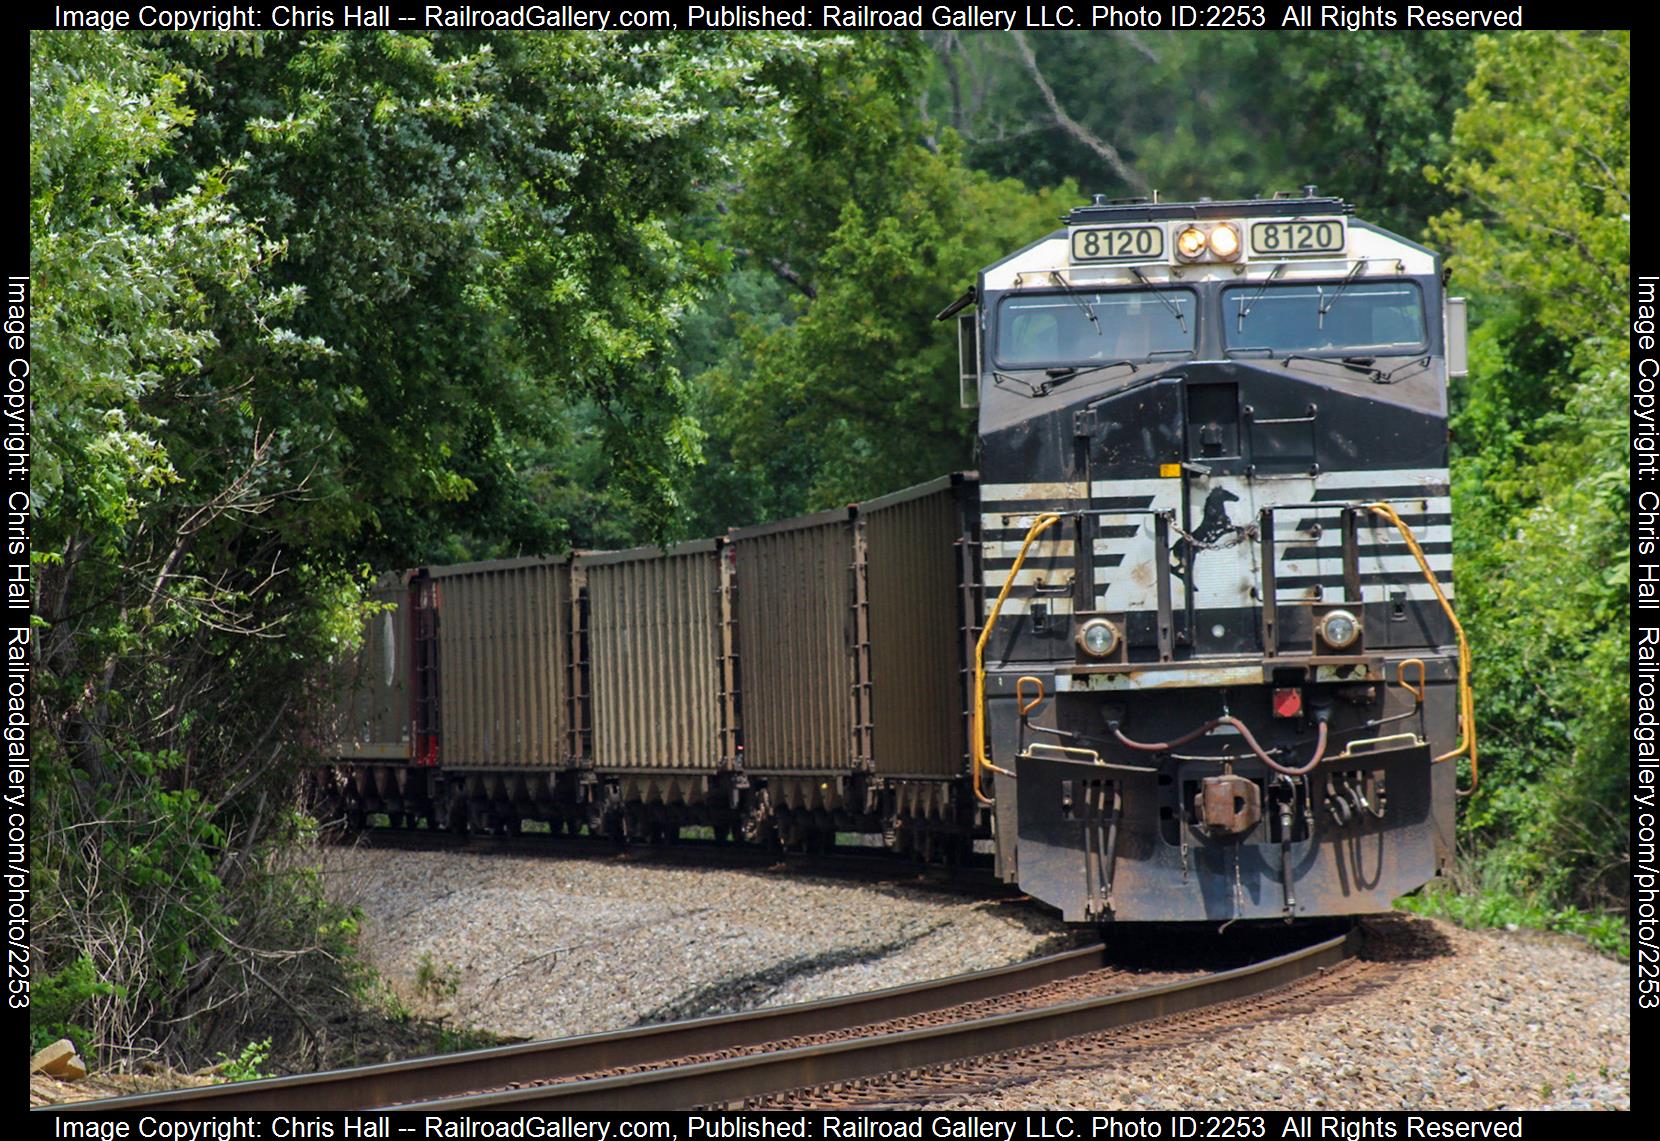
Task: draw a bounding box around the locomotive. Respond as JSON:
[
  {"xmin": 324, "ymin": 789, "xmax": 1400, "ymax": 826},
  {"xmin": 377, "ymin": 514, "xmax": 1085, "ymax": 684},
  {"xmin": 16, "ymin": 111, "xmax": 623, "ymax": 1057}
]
[{"xmin": 324, "ymin": 190, "xmax": 1473, "ymax": 926}]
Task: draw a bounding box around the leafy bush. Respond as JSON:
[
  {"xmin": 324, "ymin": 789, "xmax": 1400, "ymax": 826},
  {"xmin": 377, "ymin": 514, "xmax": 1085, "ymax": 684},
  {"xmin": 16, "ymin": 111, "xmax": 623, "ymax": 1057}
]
[
  {"xmin": 30, "ymin": 956, "xmax": 120, "ymax": 1057},
  {"xmin": 1429, "ymin": 32, "xmax": 1630, "ymax": 921},
  {"xmin": 213, "ymin": 1038, "xmax": 272, "ymax": 1082},
  {"xmin": 414, "ymin": 953, "xmax": 461, "ymax": 1003},
  {"xmin": 1402, "ymin": 881, "xmax": 1630, "ymax": 960}
]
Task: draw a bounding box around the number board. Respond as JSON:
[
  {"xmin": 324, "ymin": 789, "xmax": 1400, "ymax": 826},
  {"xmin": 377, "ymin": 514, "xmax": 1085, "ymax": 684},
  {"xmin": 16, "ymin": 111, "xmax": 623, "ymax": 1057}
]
[
  {"xmin": 1248, "ymin": 218, "xmax": 1346, "ymax": 258},
  {"xmin": 1070, "ymin": 225, "xmax": 1165, "ymax": 264}
]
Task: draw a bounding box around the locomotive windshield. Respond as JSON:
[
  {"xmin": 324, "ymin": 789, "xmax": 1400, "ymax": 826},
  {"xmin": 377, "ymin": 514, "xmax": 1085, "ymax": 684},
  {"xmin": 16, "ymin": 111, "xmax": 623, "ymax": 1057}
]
[
  {"xmin": 1223, "ymin": 280, "xmax": 1425, "ymax": 356},
  {"xmin": 996, "ymin": 287, "xmax": 1196, "ymax": 367}
]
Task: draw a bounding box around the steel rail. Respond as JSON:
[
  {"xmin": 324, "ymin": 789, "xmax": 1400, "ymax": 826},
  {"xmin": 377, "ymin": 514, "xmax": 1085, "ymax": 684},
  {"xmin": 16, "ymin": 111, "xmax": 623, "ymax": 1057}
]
[
  {"xmin": 403, "ymin": 929, "xmax": 1356, "ymax": 1110},
  {"xmin": 38, "ymin": 942, "xmax": 1112, "ymax": 1112}
]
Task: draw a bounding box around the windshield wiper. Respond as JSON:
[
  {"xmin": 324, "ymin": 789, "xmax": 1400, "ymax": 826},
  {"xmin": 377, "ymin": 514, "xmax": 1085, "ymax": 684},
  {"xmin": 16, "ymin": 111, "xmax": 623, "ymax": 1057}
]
[
  {"xmin": 994, "ymin": 361, "xmax": 1140, "ymax": 399},
  {"xmin": 1234, "ymin": 263, "xmax": 1287, "ymax": 333},
  {"xmin": 992, "ymin": 370, "xmax": 1044, "ymax": 398},
  {"xmin": 1281, "ymin": 354, "xmax": 1383, "ymax": 382},
  {"xmin": 1048, "ymin": 272, "xmax": 1102, "ymax": 335},
  {"xmin": 1129, "ymin": 267, "xmax": 1189, "ymax": 334},
  {"xmin": 1317, "ymin": 259, "xmax": 1368, "ymax": 329},
  {"xmin": 1040, "ymin": 359, "xmax": 1139, "ymax": 394},
  {"xmin": 1376, "ymin": 355, "xmax": 1432, "ymax": 384}
]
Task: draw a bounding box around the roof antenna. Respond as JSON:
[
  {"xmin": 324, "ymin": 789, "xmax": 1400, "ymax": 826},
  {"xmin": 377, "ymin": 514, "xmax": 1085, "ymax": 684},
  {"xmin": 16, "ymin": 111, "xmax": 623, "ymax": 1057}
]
[
  {"xmin": 1152, "ymin": 189, "xmax": 1159, "ymax": 204},
  {"xmin": 1304, "ymin": 184, "xmax": 1319, "ymax": 198}
]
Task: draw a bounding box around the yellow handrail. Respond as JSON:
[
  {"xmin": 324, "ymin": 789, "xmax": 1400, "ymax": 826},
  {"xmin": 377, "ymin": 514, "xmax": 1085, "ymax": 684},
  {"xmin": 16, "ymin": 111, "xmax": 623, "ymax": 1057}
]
[
  {"xmin": 1016, "ymin": 675, "xmax": 1047, "ymax": 717},
  {"xmin": 1365, "ymin": 502, "xmax": 1477, "ymax": 797},
  {"xmin": 972, "ymin": 513, "xmax": 1062, "ymax": 805},
  {"xmin": 1398, "ymin": 657, "xmax": 1427, "ymax": 704}
]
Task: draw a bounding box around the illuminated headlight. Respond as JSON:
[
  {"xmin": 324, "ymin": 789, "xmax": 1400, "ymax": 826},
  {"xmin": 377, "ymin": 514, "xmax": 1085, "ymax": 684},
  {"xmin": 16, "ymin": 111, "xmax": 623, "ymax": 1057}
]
[
  {"xmin": 1208, "ymin": 223, "xmax": 1241, "ymax": 261},
  {"xmin": 1317, "ymin": 609, "xmax": 1361, "ymax": 650},
  {"xmin": 1077, "ymin": 618, "xmax": 1122, "ymax": 658},
  {"xmin": 1175, "ymin": 226, "xmax": 1208, "ymax": 262}
]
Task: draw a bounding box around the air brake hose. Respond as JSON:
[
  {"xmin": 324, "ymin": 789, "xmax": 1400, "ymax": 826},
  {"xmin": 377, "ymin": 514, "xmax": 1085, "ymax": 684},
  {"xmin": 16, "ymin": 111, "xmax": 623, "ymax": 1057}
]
[
  {"xmin": 972, "ymin": 512, "xmax": 1062, "ymax": 805},
  {"xmin": 1112, "ymin": 716, "xmax": 1330, "ymax": 776}
]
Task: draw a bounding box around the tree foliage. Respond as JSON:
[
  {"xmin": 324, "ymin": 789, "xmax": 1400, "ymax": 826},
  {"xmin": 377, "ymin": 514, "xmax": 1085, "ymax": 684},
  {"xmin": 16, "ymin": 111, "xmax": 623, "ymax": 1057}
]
[
  {"xmin": 1429, "ymin": 31, "xmax": 1630, "ymax": 911},
  {"xmin": 157, "ymin": 31, "xmax": 820, "ymax": 559},
  {"xmin": 927, "ymin": 31, "xmax": 1471, "ymax": 238},
  {"xmin": 32, "ymin": 29, "xmax": 354, "ymax": 1061},
  {"xmin": 30, "ymin": 28, "xmax": 827, "ymax": 1063},
  {"xmin": 685, "ymin": 36, "xmax": 1079, "ymax": 524}
]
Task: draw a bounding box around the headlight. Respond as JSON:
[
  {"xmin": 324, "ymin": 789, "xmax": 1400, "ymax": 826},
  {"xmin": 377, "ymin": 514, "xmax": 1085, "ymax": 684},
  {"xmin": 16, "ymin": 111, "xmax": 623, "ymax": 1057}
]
[
  {"xmin": 1077, "ymin": 618, "xmax": 1121, "ymax": 658},
  {"xmin": 1318, "ymin": 609, "xmax": 1361, "ymax": 650},
  {"xmin": 1175, "ymin": 226, "xmax": 1208, "ymax": 262},
  {"xmin": 1208, "ymin": 223, "xmax": 1241, "ymax": 260}
]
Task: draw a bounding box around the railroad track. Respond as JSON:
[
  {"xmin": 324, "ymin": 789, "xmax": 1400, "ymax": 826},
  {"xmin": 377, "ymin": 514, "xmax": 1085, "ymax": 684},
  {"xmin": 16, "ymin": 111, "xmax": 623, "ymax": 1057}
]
[
  {"xmin": 757, "ymin": 936, "xmax": 1408, "ymax": 1109},
  {"xmin": 41, "ymin": 924, "xmax": 1362, "ymax": 1114}
]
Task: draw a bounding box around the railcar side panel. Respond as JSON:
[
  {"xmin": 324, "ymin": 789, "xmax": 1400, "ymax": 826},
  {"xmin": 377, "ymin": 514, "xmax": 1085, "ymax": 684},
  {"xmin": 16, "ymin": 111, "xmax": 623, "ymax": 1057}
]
[
  {"xmin": 730, "ymin": 509, "xmax": 856, "ymax": 774},
  {"xmin": 861, "ymin": 476, "xmax": 975, "ymax": 780},
  {"xmin": 580, "ymin": 541, "xmax": 724, "ymax": 773},
  {"xmin": 329, "ymin": 572, "xmax": 411, "ymax": 761},
  {"xmin": 430, "ymin": 556, "xmax": 568, "ymax": 770}
]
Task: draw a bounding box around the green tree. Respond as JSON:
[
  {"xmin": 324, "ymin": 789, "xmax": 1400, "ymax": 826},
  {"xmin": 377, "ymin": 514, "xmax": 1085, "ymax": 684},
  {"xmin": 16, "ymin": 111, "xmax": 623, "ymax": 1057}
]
[
  {"xmin": 927, "ymin": 30, "xmax": 1472, "ymax": 238},
  {"xmin": 157, "ymin": 31, "xmax": 809, "ymax": 559},
  {"xmin": 30, "ymin": 28, "xmax": 829, "ymax": 1065},
  {"xmin": 688, "ymin": 36, "xmax": 1080, "ymax": 521},
  {"xmin": 32, "ymin": 28, "xmax": 352, "ymax": 1062},
  {"xmin": 1430, "ymin": 31, "xmax": 1630, "ymax": 912}
]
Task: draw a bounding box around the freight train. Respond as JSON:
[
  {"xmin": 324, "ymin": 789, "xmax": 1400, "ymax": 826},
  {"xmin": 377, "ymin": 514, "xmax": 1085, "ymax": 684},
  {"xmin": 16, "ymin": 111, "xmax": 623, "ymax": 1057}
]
[{"xmin": 322, "ymin": 190, "xmax": 1474, "ymax": 925}]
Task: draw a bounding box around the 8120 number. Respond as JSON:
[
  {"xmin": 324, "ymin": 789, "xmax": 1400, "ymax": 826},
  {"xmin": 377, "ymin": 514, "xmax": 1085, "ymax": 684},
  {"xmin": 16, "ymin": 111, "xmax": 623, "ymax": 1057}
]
[
  {"xmin": 1249, "ymin": 219, "xmax": 1345, "ymax": 256},
  {"xmin": 1072, "ymin": 225, "xmax": 1165, "ymax": 263}
]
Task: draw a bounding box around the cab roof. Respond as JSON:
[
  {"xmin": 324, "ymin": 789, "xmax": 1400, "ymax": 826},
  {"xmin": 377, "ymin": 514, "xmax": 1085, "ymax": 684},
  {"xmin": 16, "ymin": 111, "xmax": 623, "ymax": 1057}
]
[{"xmin": 1064, "ymin": 193, "xmax": 1354, "ymax": 226}]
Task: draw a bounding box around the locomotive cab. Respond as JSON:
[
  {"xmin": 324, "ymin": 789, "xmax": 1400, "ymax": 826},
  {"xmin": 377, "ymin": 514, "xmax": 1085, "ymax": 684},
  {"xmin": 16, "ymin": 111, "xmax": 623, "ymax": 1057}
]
[{"xmin": 964, "ymin": 191, "xmax": 1468, "ymax": 924}]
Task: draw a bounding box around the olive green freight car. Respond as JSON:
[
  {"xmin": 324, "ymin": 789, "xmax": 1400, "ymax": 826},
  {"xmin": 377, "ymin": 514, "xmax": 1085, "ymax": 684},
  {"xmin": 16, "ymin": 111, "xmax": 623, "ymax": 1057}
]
[
  {"xmin": 422, "ymin": 556, "xmax": 570, "ymax": 832},
  {"xmin": 725, "ymin": 474, "xmax": 979, "ymax": 845},
  {"xmin": 329, "ymin": 571, "xmax": 411, "ymax": 762},
  {"xmin": 319, "ymin": 571, "xmax": 427, "ymax": 827},
  {"xmin": 323, "ymin": 474, "xmax": 982, "ymax": 850},
  {"xmin": 573, "ymin": 540, "xmax": 733, "ymax": 823},
  {"xmin": 727, "ymin": 506, "xmax": 858, "ymax": 796},
  {"xmin": 858, "ymin": 475, "xmax": 978, "ymax": 833}
]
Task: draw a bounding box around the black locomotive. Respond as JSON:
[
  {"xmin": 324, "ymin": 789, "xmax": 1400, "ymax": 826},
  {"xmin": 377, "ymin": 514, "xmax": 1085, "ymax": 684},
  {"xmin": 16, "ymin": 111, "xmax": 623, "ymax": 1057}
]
[{"xmin": 957, "ymin": 190, "xmax": 1470, "ymax": 922}]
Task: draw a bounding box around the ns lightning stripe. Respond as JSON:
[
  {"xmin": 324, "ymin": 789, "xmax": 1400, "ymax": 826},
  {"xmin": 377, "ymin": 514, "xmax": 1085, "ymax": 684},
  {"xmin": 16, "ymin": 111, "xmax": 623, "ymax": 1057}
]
[
  {"xmin": 1086, "ymin": 468, "xmax": 1450, "ymax": 500},
  {"xmin": 978, "ymin": 481, "xmax": 1087, "ymax": 501},
  {"xmin": 984, "ymin": 568, "xmax": 1075, "ymax": 589},
  {"xmin": 981, "ymin": 539, "xmax": 1074, "ymax": 561},
  {"xmin": 993, "ymin": 598, "xmax": 1074, "ymax": 616},
  {"xmin": 982, "ymin": 468, "xmax": 1454, "ymax": 617}
]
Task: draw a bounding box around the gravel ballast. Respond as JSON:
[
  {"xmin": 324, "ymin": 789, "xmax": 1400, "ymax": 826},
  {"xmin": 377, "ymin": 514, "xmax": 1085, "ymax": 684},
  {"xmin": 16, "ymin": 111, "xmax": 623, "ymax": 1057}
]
[
  {"xmin": 939, "ymin": 921, "xmax": 1629, "ymax": 1112},
  {"xmin": 322, "ymin": 845, "xmax": 1628, "ymax": 1111},
  {"xmin": 323, "ymin": 846, "xmax": 1076, "ymax": 1041}
]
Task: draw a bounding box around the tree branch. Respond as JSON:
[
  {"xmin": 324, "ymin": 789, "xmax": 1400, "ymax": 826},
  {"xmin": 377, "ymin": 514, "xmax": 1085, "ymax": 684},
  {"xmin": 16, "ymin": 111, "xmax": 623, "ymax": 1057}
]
[
  {"xmin": 1009, "ymin": 31, "xmax": 1149, "ymax": 195},
  {"xmin": 766, "ymin": 257, "xmax": 818, "ymax": 300}
]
